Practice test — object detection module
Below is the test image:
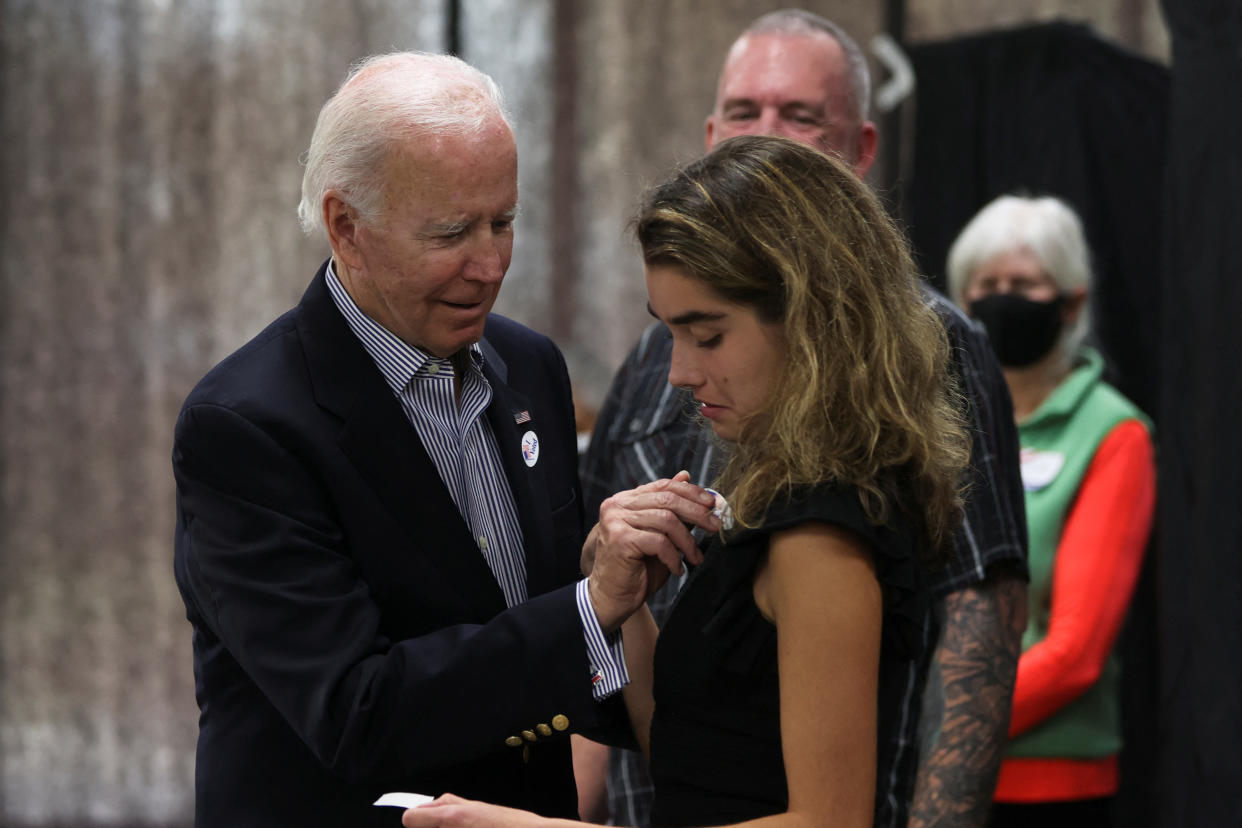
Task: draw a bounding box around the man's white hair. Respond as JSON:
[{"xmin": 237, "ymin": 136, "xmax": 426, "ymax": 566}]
[{"xmin": 297, "ymin": 51, "xmax": 510, "ymax": 238}]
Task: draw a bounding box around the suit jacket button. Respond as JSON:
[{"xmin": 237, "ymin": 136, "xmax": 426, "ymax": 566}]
[
  {"xmin": 536, "ymin": 723, "xmax": 552, "ymax": 736},
  {"xmin": 551, "ymin": 714, "xmax": 569, "ymax": 731},
  {"xmin": 522, "ymin": 729, "xmax": 538, "ymax": 742},
  {"xmin": 505, "ymin": 736, "xmax": 523, "ymax": 747}
]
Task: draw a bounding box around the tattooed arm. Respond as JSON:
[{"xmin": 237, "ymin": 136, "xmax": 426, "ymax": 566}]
[{"xmin": 908, "ymin": 565, "xmax": 1027, "ymax": 828}]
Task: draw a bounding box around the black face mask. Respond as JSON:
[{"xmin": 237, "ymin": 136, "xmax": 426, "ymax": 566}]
[{"xmin": 969, "ymin": 293, "xmax": 1066, "ymax": 368}]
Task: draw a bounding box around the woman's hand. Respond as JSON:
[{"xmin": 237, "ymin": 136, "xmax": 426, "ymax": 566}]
[{"xmin": 402, "ymin": 793, "xmax": 551, "ymax": 828}]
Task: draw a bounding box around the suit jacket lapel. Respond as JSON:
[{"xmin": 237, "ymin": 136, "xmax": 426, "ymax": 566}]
[
  {"xmin": 479, "ymin": 340, "xmax": 559, "ymax": 598},
  {"xmin": 296, "ymin": 264, "xmax": 506, "ymax": 618}
]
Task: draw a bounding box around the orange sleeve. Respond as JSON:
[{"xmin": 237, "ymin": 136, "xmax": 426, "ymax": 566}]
[{"xmin": 1008, "ymin": 419, "xmax": 1156, "ymax": 738}]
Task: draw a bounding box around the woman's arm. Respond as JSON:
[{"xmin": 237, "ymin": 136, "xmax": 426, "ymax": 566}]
[
  {"xmin": 619, "ymin": 604, "xmax": 660, "ymax": 758},
  {"xmin": 571, "ymin": 735, "xmax": 611, "ymax": 823},
  {"xmin": 1008, "ymin": 419, "xmax": 1155, "ymax": 737},
  {"xmin": 752, "ymin": 521, "xmax": 883, "ymax": 828}
]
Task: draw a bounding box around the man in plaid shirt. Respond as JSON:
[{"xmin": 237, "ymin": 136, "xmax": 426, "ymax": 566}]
[{"xmin": 580, "ymin": 10, "xmax": 1028, "ymax": 828}]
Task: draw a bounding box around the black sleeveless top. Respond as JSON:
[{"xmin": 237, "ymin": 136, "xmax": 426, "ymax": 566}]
[{"xmin": 647, "ymin": 484, "xmax": 928, "ymax": 828}]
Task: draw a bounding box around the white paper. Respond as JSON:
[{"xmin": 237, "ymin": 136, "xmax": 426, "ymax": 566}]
[{"xmin": 374, "ymin": 792, "xmax": 435, "ymax": 809}]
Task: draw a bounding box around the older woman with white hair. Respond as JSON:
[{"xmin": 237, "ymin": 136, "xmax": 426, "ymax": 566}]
[{"xmin": 947, "ymin": 194, "xmax": 1155, "ymax": 828}]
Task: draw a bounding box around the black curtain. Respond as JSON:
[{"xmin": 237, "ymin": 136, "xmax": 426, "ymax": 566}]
[
  {"xmin": 901, "ymin": 21, "xmax": 1170, "ymax": 828},
  {"xmin": 1157, "ymin": 2, "xmax": 1242, "ymax": 826},
  {"xmin": 903, "ymin": 20, "xmax": 1167, "ymax": 416}
]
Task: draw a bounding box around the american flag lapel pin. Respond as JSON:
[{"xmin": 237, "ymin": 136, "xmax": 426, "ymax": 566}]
[{"xmin": 513, "ymin": 409, "xmax": 532, "ymax": 425}]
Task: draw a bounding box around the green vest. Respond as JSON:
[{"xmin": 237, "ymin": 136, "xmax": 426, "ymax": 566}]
[{"xmin": 1007, "ymin": 348, "xmax": 1151, "ymax": 759}]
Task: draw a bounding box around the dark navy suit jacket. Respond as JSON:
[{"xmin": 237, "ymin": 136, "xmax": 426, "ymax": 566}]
[{"xmin": 173, "ymin": 262, "xmax": 596, "ymax": 826}]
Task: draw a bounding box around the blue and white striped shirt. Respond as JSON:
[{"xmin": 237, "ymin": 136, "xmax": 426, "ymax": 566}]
[{"xmin": 326, "ymin": 262, "xmax": 626, "ymax": 697}]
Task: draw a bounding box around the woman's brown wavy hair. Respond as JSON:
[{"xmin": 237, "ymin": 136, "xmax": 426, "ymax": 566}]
[{"xmin": 635, "ymin": 135, "xmax": 969, "ymax": 558}]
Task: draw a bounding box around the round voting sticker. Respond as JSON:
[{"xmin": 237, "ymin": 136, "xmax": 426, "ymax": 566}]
[{"xmin": 521, "ymin": 431, "xmax": 540, "ymax": 467}]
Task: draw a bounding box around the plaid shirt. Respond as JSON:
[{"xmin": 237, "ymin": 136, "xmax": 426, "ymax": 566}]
[{"xmin": 579, "ymin": 286, "xmax": 1028, "ymax": 828}]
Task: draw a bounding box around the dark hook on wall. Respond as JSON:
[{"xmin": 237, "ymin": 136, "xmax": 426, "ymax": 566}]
[
  {"xmin": 446, "ymin": 0, "xmax": 462, "ymax": 56},
  {"xmin": 880, "ymin": 0, "xmax": 910, "ymax": 217},
  {"xmin": 885, "ymin": 0, "xmax": 906, "ymax": 42}
]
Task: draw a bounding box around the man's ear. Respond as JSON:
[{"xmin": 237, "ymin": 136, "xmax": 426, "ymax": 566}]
[
  {"xmin": 323, "ymin": 191, "xmax": 363, "ymax": 269},
  {"xmin": 704, "ymin": 113, "xmax": 717, "ymax": 152},
  {"xmin": 853, "ymin": 120, "xmax": 879, "ymax": 178}
]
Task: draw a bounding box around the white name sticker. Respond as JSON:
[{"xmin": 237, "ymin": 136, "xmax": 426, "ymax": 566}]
[{"xmin": 1020, "ymin": 448, "xmax": 1065, "ymax": 491}]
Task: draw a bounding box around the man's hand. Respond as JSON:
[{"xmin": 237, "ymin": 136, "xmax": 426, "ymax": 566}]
[{"xmin": 584, "ymin": 471, "xmax": 721, "ymax": 633}]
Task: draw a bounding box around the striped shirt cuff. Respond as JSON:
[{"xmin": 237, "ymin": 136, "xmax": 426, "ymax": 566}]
[{"xmin": 575, "ymin": 579, "xmax": 629, "ymax": 700}]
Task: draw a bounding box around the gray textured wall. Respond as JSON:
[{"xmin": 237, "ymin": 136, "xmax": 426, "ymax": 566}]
[
  {"xmin": 0, "ymin": 1, "xmax": 445, "ymax": 823},
  {"xmin": 907, "ymin": 0, "xmax": 1168, "ymax": 55},
  {"xmin": 0, "ymin": 1, "xmax": 1165, "ymax": 824}
]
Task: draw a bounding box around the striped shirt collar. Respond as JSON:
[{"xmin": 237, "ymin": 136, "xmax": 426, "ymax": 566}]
[{"xmin": 324, "ymin": 259, "xmax": 486, "ymax": 393}]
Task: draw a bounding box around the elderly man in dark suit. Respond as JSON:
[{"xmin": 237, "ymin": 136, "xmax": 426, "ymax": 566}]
[{"xmin": 172, "ymin": 51, "xmax": 719, "ymax": 827}]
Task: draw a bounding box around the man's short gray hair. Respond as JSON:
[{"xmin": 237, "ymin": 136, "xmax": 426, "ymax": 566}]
[
  {"xmin": 744, "ymin": 9, "xmax": 872, "ymax": 123},
  {"xmin": 297, "ymin": 51, "xmax": 510, "ymax": 238}
]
